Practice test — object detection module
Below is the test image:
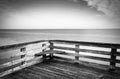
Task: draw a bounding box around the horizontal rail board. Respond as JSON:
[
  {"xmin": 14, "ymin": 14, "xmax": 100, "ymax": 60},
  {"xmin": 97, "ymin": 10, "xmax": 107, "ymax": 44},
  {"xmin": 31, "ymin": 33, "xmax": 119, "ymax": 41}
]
[
  {"xmin": 0, "ymin": 55, "xmax": 25, "ymax": 65},
  {"xmin": 0, "ymin": 62, "xmax": 23, "ymax": 73},
  {"xmin": 52, "ymin": 46, "xmax": 110, "ymax": 55},
  {"xmin": 55, "ymin": 52, "xmax": 120, "ymax": 63},
  {"xmin": 0, "ymin": 40, "xmax": 47, "ymax": 50},
  {"xmin": 35, "ymin": 50, "xmax": 65, "ymax": 57},
  {"xmin": 0, "ymin": 57, "xmax": 44, "ymax": 74},
  {"xmin": 53, "ymin": 56, "xmax": 110, "ymax": 69},
  {"xmin": 25, "ymin": 57, "xmax": 42, "ymax": 63},
  {"xmin": 50, "ymin": 40, "xmax": 120, "ymax": 49},
  {"xmin": 0, "ymin": 51, "xmax": 23, "ymax": 59},
  {"xmin": 25, "ymin": 55, "xmax": 51, "ymax": 64}
]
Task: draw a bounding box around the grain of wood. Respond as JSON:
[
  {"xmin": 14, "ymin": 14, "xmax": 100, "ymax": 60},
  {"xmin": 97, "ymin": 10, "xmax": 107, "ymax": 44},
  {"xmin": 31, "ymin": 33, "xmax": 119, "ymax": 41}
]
[{"xmin": 1, "ymin": 58, "xmax": 120, "ymax": 79}]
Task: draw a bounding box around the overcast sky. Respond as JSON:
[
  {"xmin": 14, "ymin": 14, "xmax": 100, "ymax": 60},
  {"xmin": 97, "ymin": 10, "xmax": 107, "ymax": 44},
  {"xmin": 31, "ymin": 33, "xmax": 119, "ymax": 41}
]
[{"xmin": 0, "ymin": 0, "xmax": 120, "ymax": 29}]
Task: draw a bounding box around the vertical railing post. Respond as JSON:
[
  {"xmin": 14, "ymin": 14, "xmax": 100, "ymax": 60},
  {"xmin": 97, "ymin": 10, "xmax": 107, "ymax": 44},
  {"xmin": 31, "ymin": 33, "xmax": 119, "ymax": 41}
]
[
  {"xmin": 42, "ymin": 44, "xmax": 46, "ymax": 61},
  {"xmin": 49, "ymin": 41, "xmax": 54, "ymax": 59},
  {"xmin": 109, "ymin": 48, "xmax": 117, "ymax": 71},
  {"xmin": 20, "ymin": 47, "xmax": 26, "ymax": 67},
  {"xmin": 42, "ymin": 49, "xmax": 46, "ymax": 62},
  {"xmin": 75, "ymin": 44, "xmax": 79, "ymax": 61}
]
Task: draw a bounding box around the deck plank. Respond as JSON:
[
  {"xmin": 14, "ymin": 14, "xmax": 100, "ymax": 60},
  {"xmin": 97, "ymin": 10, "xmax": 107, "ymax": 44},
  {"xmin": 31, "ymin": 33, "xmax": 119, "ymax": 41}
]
[{"xmin": 1, "ymin": 58, "xmax": 120, "ymax": 79}]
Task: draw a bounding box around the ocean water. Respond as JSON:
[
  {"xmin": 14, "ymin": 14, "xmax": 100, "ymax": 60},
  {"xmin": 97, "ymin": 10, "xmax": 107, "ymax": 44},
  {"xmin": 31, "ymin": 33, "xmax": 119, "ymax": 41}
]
[{"xmin": 0, "ymin": 29, "xmax": 120, "ymax": 46}]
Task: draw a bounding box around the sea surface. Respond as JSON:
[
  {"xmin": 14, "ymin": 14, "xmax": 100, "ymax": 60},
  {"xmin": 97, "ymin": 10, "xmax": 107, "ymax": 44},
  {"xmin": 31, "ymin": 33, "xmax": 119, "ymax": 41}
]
[{"xmin": 0, "ymin": 29, "xmax": 120, "ymax": 46}]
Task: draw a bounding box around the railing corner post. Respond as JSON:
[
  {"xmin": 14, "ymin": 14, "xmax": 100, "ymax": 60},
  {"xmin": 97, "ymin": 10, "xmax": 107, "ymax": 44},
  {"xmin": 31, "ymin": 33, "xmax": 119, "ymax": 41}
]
[
  {"xmin": 42, "ymin": 49, "xmax": 47, "ymax": 62},
  {"xmin": 49, "ymin": 41, "xmax": 54, "ymax": 59},
  {"xmin": 75, "ymin": 44, "xmax": 79, "ymax": 62}
]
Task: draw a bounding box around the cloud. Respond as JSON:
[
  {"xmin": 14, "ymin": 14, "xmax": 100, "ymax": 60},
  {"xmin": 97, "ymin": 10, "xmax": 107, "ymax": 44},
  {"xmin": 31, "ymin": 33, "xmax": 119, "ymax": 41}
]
[
  {"xmin": 75, "ymin": 0, "xmax": 120, "ymax": 17},
  {"xmin": 1, "ymin": 0, "xmax": 120, "ymax": 17}
]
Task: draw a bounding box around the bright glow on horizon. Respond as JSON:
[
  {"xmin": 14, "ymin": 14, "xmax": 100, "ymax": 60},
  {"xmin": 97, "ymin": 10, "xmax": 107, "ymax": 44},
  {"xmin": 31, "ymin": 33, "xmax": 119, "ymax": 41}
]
[{"xmin": 3, "ymin": 8, "xmax": 112, "ymax": 29}]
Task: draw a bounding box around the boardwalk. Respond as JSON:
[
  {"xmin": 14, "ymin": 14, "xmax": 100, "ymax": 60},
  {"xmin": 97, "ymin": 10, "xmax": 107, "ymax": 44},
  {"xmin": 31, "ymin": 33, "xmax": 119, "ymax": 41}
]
[
  {"xmin": 1, "ymin": 40, "xmax": 120, "ymax": 79},
  {"xmin": 1, "ymin": 58, "xmax": 120, "ymax": 79}
]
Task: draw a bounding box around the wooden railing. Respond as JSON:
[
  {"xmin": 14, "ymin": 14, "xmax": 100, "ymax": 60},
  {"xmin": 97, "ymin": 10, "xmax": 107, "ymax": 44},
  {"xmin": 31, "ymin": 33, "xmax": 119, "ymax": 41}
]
[
  {"xmin": 0, "ymin": 40, "xmax": 50, "ymax": 77},
  {"xmin": 0, "ymin": 40, "xmax": 120, "ymax": 77},
  {"xmin": 49, "ymin": 40, "xmax": 120, "ymax": 71}
]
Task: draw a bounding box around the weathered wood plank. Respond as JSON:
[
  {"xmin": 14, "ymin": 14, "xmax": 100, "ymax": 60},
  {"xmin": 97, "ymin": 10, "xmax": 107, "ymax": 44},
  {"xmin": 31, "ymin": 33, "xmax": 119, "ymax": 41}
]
[
  {"xmin": 1, "ymin": 58, "xmax": 120, "ymax": 79},
  {"xmin": 49, "ymin": 42, "xmax": 54, "ymax": 59},
  {"xmin": 50, "ymin": 40, "xmax": 120, "ymax": 49},
  {"xmin": 52, "ymin": 46, "xmax": 110, "ymax": 55},
  {"xmin": 110, "ymin": 48, "xmax": 117, "ymax": 71},
  {"xmin": 0, "ymin": 55, "xmax": 24, "ymax": 65},
  {"xmin": 75, "ymin": 44, "xmax": 79, "ymax": 60},
  {"xmin": 0, "ymin": 40, "xmax": 47, "ymax": 50},
  {"xmin": 52, "ymin": 56, "xmax": 118, "ymax": 70},
  {"xmin": 0, "ymin": 49, "xmax": 21, "ymax": 59},
  {"xmin": 55, "ymin": 52, "xmax": 120, "ymax": 63},
  {"xmin": 34, "ymin": 50, "xmax": 65, "ymax": 57},
  {"xmin": 0, "ymin": 61, "xmax": 24, "ymax": 73}
]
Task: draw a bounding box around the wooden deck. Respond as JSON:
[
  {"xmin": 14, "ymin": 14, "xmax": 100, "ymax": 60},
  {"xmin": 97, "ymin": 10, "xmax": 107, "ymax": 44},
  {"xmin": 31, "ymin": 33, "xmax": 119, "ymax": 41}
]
[
  {"xmin": 1, "ymin": 58, "xmax": 120, "ymax": 79},
  {"xmin": 1, "ymin": 40, "xmax": 120, "ymax": 79}
]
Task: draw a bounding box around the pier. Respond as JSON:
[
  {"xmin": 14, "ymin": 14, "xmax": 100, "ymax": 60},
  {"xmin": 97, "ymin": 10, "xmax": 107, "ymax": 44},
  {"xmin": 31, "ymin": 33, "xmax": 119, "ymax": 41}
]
[{"xmin": 0, "ymin": 40, "xmax": 120, "ymax": 79}]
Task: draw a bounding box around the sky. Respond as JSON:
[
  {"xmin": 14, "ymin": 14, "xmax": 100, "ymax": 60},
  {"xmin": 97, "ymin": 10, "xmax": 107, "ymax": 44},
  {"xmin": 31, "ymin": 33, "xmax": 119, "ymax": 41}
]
[{"xmin": 0, "ymin": 0, "xmax": 120, "ymax": 29}]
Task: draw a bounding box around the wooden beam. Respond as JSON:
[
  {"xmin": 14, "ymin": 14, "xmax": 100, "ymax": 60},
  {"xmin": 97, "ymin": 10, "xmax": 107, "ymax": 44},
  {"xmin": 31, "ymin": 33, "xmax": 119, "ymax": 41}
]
[
  {"xmin": 109, "ymin": 48, "xmax": 117, "ymax": 71},
  {"xmin": 75, "ymin": 44, "xmax": 79, "ymax": 60},
  {"xmin": 50, "ymin": 40, "xmax": 120, "ymax": 49},
  {"xmin": 0, "ymin": 55, "xmax": 24, "ymax": 65},
  {"xmin": 52, "ymin": 46, "xmax": 110, "ymax": 55},
  {"xmin": 35, "ymin": 50, "xmax": 65, "ymax": 57},
  {"xmin": 55, "ymin": 52, "xmax": 120, "ymax": 63},
  {"xmin": 0, "ymin": 40, "xmax": 47, "ymax": 50},
  {"xmin": 49, "ymin": 42, "xmax": 54, "ymax": 59},
  {"xmin": 0, "ymin": 61, "xmax": 24, "ymax": 73}
]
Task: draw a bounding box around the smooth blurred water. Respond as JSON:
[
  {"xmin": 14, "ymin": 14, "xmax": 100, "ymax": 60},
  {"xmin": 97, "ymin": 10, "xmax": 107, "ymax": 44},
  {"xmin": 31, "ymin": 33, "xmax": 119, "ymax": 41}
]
[{"xmin": 0, "ymin": 29, "xmax": 120, "ymax": 46}]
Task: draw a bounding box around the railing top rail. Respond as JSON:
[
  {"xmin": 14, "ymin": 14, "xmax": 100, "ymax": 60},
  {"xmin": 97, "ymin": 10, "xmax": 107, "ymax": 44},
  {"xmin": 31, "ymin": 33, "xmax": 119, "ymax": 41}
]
[
  {"xmin": 1, "ymin": 39, "xmax": 120, "ymax": 50},
  {"xmin": 0, "ymin": 40, "xmax": 48, "ymax": 50},
  {"xmin": 50, "ymin": 40, "xmax": 120, "ymax": 49}
]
